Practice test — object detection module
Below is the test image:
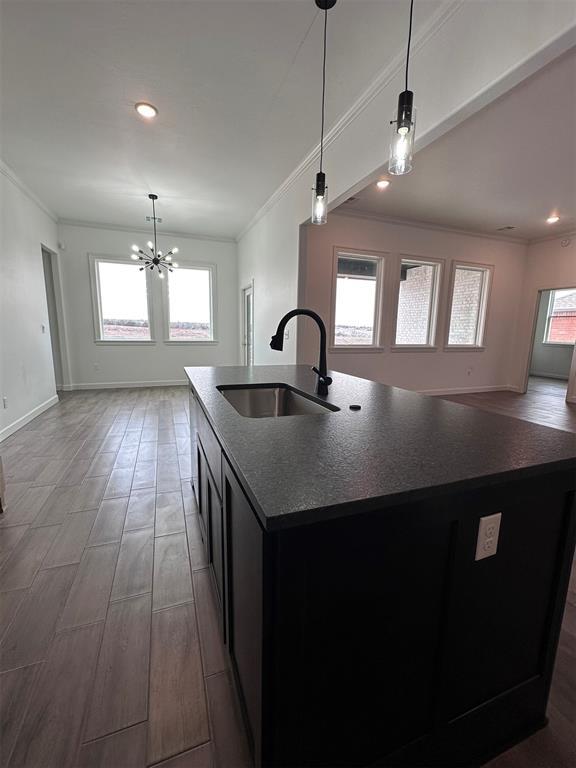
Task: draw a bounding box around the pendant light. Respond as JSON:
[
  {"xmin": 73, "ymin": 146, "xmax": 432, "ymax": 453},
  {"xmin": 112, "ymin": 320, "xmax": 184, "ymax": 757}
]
[
  {"xmin": 130, "ymin": 194, "xmax": 179, "ymax": 278},
  {"xmin": 311, "ymin": 0, "xmax": 336, "ymax": 225},
  {"xmin": 389, "ymin": 0, "xmax": 416, "ymax": 175}
]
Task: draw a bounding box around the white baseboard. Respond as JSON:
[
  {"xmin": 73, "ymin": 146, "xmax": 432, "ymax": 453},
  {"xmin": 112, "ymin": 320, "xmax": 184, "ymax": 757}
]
[
  {"xmin": 529, "ymin": 371, "xmax": 569, "ymax": 381},
  {"xmin": 421, "ymin": 384, "xmax": 516, "ymax": 396},
  {"xmin": 0, "ymin": 395, "xmax": 60, "ymax": 443},
  {"xmin": 61, "ymin": 379, "xmax": 188, "ymax": 391}
]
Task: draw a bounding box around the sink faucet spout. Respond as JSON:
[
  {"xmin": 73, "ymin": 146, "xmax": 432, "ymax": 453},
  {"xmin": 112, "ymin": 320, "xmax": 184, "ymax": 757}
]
[{"xmin": 270, "ymin": 309, "xmax": 332, "ymax": 397}]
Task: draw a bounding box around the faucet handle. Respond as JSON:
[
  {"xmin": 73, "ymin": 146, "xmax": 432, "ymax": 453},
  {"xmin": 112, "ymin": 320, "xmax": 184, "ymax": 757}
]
[{"xmin": 312, "ymin": 367, "xmax": 332, "ymax": 385}]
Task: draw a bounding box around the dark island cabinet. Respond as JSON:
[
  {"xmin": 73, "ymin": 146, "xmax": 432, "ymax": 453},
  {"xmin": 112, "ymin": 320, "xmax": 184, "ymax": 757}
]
[
  {"xmin": 196, "ymin": 433, "xmax": 226, "ymax": 636},
  {"xmin": 223, "ymin": 461, "xmax": 265, "ymax": 760},
  {"xmin": 190, "ymin": 398, "xmax": 576, "ymax": 768}
]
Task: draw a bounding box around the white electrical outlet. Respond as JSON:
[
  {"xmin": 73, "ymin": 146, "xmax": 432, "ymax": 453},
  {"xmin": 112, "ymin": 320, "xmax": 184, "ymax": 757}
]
[
  {"xmin": 284, "ymin": 329, "xmax": 290, "ymax": 341},
  {"xmin": 475, "ymin": 512, "xmax": 502, "ymax": 561}
]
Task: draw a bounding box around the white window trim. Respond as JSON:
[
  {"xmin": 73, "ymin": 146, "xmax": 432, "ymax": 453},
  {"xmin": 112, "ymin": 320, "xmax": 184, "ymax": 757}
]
[
  {"xmin": 329, "ymin": 247, "xmax": 387, "ymax": 352},
  {"xmin": 543, "ymin": 289, "xmax": 576, "ymax": 346},
  {"xmin": 390, "ymin": 254, "xmax": 443, "ymax": 350},
  {"xmin": 161, "ymin": 262, "xmax": 218, "ymax": 344},
  {"xmin": 444, "ymin": 261, "xmax": 493, "ymax": 350},
  {"xmin": 88, "ymin": 253, "xmax": 156, "ymax": 344}
]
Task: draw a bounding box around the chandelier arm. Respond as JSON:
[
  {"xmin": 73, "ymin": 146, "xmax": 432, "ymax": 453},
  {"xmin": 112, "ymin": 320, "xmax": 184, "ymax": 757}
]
[{"xmin": 152, "ymin": 197, "xmax": 158, "ymax": 254}]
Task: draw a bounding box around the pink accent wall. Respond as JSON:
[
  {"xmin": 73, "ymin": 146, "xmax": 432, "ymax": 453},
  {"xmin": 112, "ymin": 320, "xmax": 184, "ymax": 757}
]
[{"xmin": 298, "ymin": 214, "xmax": 528, "ymax": 395}]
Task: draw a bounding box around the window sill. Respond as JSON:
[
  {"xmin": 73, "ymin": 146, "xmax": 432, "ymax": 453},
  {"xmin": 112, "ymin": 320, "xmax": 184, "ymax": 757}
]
[
  {"xmin": 95, "ymin": 339, "xmax": 156, "ymax": 345},
  {"xmin": 443, "ymin": 345, "xmax": 486, "ymax": 352},
  {"xmin": 391, "ymin": 345, "xmax": 438, "ymax": 353},
  {"xmin": 164, "ymin": 339, "xmax": 218, "ymax": 346},
  {"xmin": 329, "ymin": 346, "xmax": 384, "ymax": 354},
  {"xmin": 541, "ymin": 341, "xmax": 576, "ymax": 347}
]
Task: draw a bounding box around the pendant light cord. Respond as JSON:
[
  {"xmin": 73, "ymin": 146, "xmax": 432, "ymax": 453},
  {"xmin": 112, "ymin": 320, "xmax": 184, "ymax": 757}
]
[
  {"xmin": 319, "ymin": 6, "xmax": 328, "ymax": 174},
  {"xmin": 405, "ymin": 0, "xmax": 414, "ymax": 92}
]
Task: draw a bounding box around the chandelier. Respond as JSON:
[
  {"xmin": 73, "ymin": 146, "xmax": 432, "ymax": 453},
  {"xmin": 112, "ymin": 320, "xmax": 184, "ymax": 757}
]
[{"xmin": 131, "ymin": 194, "xmax": 179, "ymax": 279}]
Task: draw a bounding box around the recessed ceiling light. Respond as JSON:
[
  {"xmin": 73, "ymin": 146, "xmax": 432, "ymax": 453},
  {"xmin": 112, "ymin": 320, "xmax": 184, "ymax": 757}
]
[
  {"xmin": 135, "ymin": 102, "xmax": 158, "ymax": 119},
  {"xmin": 376, "ymin": 180, "xmax": 390, "ymax": 190},
  {"xmin": 546, "ymin": 214, "xmax": 560, "ymax": 224}
]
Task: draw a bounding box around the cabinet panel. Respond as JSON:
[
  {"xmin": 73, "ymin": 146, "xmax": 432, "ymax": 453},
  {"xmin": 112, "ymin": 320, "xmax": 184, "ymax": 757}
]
[
  {"xmin": 443, "ymin": 488, "xmax": 568, "ymax": 720},
  {"xmin": 272, "ymin": 509, "xmax": 452, "ymax": 767},
  {"xmin": 224, "ymin": 461, "xmax": 264, "ymax": 759},
  {"xmin": 189, "ymin": 391, "xmax": 199, "ymax": 504},
  {"xmin": 207, "ymin": 470, "xmax": 225, "ymax": 632},
  {"xmin": 197, "ymin": 407, "xmax": 222, "ymax": 498},
  {"xmin": 197, "ymin": 444, "xmax": 208, "ymax": 550}
]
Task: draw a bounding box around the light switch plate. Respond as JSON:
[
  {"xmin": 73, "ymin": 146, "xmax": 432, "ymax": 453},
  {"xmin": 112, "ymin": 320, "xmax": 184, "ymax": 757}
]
[{"xmin": 475, "ymin": 512, "xmax": 502, "ymax": 561}]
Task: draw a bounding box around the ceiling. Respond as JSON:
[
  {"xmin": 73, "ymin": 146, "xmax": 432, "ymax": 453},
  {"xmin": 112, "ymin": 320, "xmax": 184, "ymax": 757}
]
[
  {"xmin": 0, "ymin": 0, "xmax": 442, "ymax": 239},
  {"xmin": 338, "ymin": 49, "xmax": 576, "ymax": 242}
]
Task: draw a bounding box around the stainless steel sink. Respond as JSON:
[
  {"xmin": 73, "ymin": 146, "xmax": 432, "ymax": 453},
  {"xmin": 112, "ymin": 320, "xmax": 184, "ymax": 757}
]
[{"xmin": 217, "ymin": 383, "xmax": 339, "ymax": 418}]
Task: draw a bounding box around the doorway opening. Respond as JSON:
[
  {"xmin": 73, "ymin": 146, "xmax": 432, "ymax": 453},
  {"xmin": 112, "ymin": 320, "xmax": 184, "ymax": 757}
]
[
  {"xmin": 42, "ymin": 247, "xmax": 64, "ymax": 390},
  {"xmin": 526, "ymin": 288, "xmax": 576, "ymax": 404},
  {"xmin": 242, "ymin": 283, "xmax": 254, "ymax": 366}
]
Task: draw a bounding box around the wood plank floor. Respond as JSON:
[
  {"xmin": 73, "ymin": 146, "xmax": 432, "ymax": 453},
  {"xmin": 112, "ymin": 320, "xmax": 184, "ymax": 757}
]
[
  {"xmin": 0, "ymin": 383, "xmax": 574, "ymax": 767},
  {"xmin": 442, "ymin": 376, "xmax": 576, "ymax": 433},
  {"xmin": 0, "ymin": 387, "xmax": 250, "ymax": 768}
]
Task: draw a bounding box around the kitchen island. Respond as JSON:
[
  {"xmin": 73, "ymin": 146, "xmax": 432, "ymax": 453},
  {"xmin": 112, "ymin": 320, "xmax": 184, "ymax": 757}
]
[{"xmin": 185, "ymin": 365, "xmax": 576, "ymax": 768}]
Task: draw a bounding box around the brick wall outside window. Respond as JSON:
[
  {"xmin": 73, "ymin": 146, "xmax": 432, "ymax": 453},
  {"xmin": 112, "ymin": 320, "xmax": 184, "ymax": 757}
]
[
  {"xmin": 448, "ymin": 268, "xmax": 485, "ymax": 345},
  {"xmin": 396, "ymin": 265, "xmax": 435, "ymax": 344}
]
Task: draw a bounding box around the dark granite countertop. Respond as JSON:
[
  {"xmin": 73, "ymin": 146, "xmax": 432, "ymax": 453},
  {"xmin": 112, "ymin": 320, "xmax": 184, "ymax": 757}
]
[{"xmin": 184, "ymin": 365, "xmax": 576, "ymax": 531}]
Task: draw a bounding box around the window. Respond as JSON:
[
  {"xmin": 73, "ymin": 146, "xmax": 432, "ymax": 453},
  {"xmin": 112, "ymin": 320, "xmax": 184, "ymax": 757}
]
[
  {"xmin": 166, "ymin": 266, "xmax": 214, "ymax": 341},
  {"xmin": 447, "ymin": 265, "xmax": 491, "ymax": 347},
  {"xmin": 93, "ymin": 259, "xmax": 152, "ymax": 341},
  {"xmin": 545, "ymin": 289, "xmax": 576, "ymax": 344},
  {"xmin": 333, "ymin": 253, "xmax": 383, "ymax": 346},
  {"xmin": 394, "ymin": 259, "xmax": 440, "ymax": 345}
]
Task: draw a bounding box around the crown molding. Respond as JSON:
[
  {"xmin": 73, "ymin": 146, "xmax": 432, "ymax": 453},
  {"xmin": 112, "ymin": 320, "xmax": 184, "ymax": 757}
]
[
  {"xmin": 0, "ymin": 159, "xmax": 58, "ymax": 223},
  {"xmin": 528, "ymin": 229, "xmax": 576, "ymax": 246},
  {"xmin": 331, "ymin": 209, "xmax": 529, "ymax": 246},
  {"xmin": 236, "ymin": 0, "xmax": 465, "ymax": 242},
  {"xmin": 58, "ymin": 218, "xmax": 236, "ymax": 245},
  {"xmin": 237, "ymin": 10, "xmax": 576, "ymax": 245}
]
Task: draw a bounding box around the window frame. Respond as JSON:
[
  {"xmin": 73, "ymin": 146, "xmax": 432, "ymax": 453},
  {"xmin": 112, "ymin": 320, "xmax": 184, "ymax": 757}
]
[
  {"xmin": 543, "ymin": 289, "xmax": 576, "ymax": 346},
  {"xmin": 89, "ymin": 254, "xmax": 155, "ymax": 345},
  {"xmin": 329, "ymin": 247, "xmax": 386, "ymax": 352},
  {"xmin": 161, "ymin": 262, "xmax": 218, "ymax": 345},
  {"xmin": 391, "ymin": 254, "xmax": 443, "ymax": 351},
  {"xmin": 444, "ymin": 261, "xmax": 493, "ymax": 351}
]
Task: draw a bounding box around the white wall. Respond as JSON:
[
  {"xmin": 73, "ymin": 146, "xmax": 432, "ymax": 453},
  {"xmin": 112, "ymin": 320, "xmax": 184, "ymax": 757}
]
[
  {"xmin": 298, "ymin": 213, "xmax": 527, "ymax": 394},
  {"xmin": 512, "ymin": 234, "xmax": 576, "ymax": 390},
  {"xmin": 57, "ymin": 223, "xmax": 239, "ymax": 388},
  {"xmin": 237, "ymin": 1, "xmax": 576, "ymax": 367},
  {"xmin": 529, "ymin": 290, "xmax": 574, "ymax": 379},
  {"xmin": 0, "ymin": 163, "xmax": 60, "ymax": 440}
]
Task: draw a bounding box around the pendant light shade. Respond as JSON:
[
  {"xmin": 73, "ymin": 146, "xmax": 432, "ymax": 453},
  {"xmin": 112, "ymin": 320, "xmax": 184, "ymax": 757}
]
[
  {"xmin": 389, "ymin": 90, "xmax": 416, "ymax": 175},
  {"xmin": 130, "ymin": 194, "xmax": 180, "ymax": 277},
  {"xmin": 390, "ymin": 0, "xmax": 416, "ymax": 176},
  {"xmin": 312, "ymin": 171, "xmax": 328, "ymax": 225},
  {"xmin": 311, "ymin": 0, "xmax": 336, "ymax": 225}
]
